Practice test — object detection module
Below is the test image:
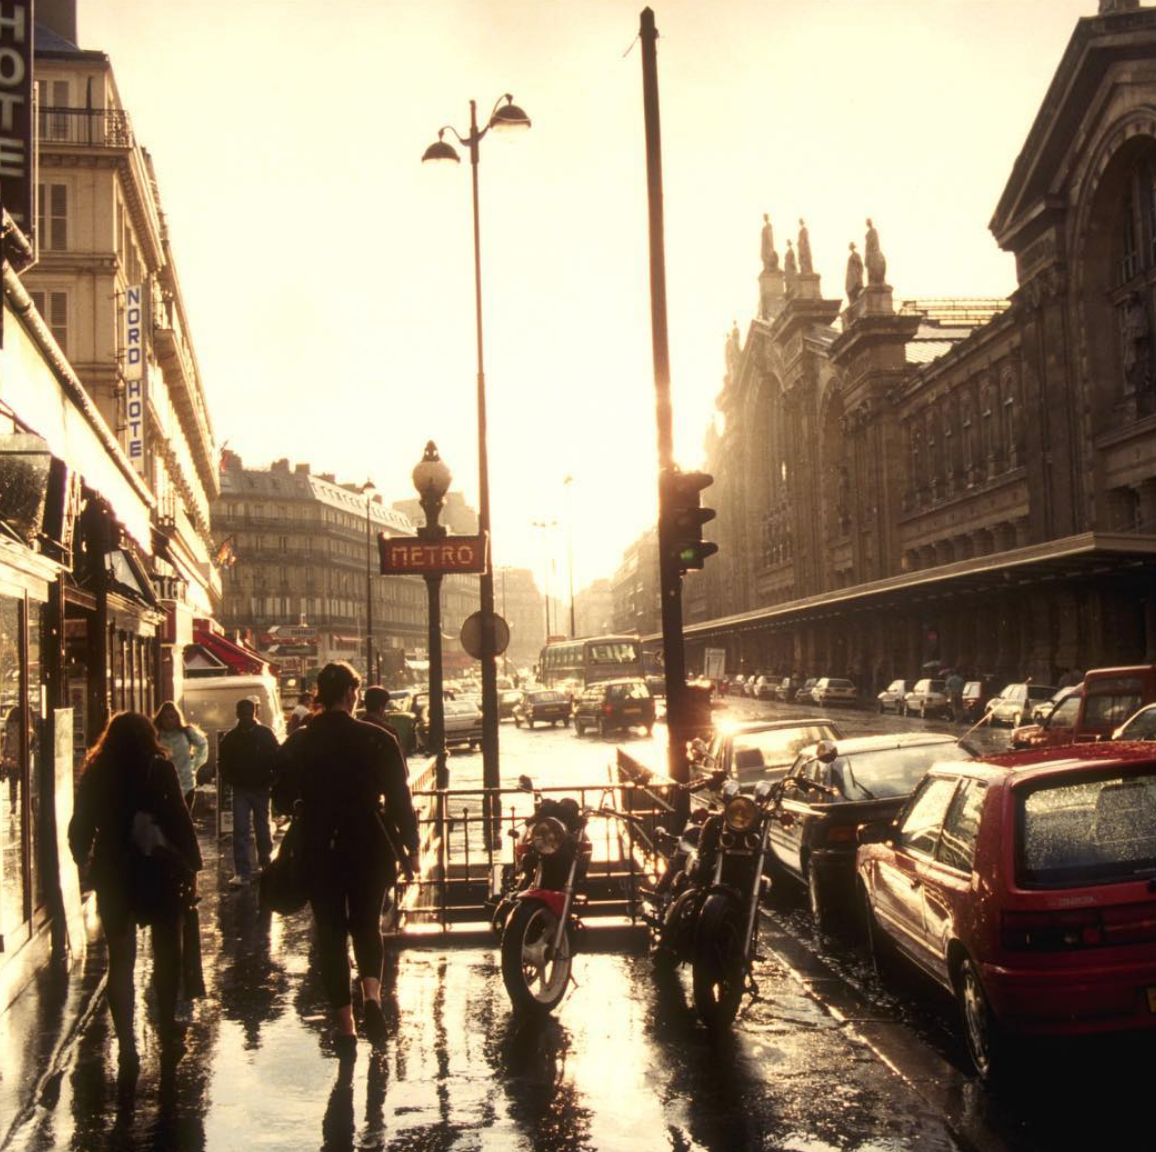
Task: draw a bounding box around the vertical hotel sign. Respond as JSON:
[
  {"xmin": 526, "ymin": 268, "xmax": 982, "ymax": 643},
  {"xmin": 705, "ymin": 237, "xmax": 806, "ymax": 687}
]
[
  {"xmin": 124, "ymin": 284, "xmax": 146, "ymax": 474},
  {"xmin": 0, "ymin": 2, "xmax": 34, "ymax": 241}
]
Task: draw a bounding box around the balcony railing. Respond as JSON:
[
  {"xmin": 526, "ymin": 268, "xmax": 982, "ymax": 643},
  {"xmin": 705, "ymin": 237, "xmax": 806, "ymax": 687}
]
[{"xmin": 38, "ymin": 107, "xmax": 134, "ymax": 149}]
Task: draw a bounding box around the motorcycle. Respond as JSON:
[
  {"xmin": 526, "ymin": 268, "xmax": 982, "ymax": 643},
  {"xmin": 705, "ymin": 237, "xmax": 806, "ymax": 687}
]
[
  {"xmin": 491, "ymin": 775, "xmax": 592, "ymax": 1014},
  {"xmin": 647, "ymin": 769, "xmax": 778, "ymax": 1028}
]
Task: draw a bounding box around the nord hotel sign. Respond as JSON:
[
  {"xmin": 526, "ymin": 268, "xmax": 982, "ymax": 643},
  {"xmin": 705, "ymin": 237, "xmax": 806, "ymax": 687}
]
[
  {"xmin": 378, "ymin": 534, "xmax": 489, "ymax": 576},
  {"xmin": 0, "ymin": 2, "xmax": 33, "ymax": 240}
]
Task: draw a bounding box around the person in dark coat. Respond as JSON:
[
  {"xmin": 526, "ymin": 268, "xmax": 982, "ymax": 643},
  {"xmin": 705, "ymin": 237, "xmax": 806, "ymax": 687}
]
[
  {"xmin": 218, "ymin": 697, "xmax": 280, "ymax": 888},
  {"xmin": 278, "ymin": 662, "xmax": 418, "ymax": 1060},
  {"xmin": 68, "ymin": 712, "xmax": 202, "ymax": 1072}
]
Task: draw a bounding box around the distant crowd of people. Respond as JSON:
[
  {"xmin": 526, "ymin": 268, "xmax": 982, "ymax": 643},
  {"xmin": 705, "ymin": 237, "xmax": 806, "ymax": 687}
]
[{"xmin": 67, "ymin": 661, "xmax": 420, "ymax": 1078}]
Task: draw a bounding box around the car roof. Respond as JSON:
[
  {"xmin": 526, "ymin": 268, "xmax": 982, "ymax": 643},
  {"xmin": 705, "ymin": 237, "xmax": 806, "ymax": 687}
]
[
  {"xmin": 807, "ymin": 733, "xmax": 960, "ymax": 755},
  {"xmin": 722, "ymin": 718, "xmax": 837, "ymax": 736},
  {"xmin": 950, "ymin": 741, "xmax": 1156, "ymax": 784}
]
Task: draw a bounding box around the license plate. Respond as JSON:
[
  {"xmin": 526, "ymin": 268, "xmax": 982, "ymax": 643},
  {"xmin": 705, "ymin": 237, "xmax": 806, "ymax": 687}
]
[
  {"xmin": 1148, "ymin": 986, "xmax": 1156, "ymax": 1013},
  {"xmin": 624, "ymin": 707, "xmax": 641, "ymax": 715}
]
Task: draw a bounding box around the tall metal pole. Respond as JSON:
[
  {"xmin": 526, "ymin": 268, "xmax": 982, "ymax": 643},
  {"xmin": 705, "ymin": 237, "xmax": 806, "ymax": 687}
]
[
  {"xmin": 565, "ymin": 475, "xmax": 576, "ymax": 638},
  {"xmin": 468, "ymin": 99, "xmax": 502, "ymax": 843},
  {"xmin": 640, "ymin": 7, "xmax": 689, "ymax": 805},
  {"xmin": 418, "ymin": 502, "xmax": 448, "ymax": 790},
  {"xmin": 365, "ymin": 492, "xmax": 375, "ymax": 683}
]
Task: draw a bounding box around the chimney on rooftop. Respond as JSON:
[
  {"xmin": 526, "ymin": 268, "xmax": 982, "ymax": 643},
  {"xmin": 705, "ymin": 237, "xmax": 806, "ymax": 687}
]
[
  {"xmin": 295, "ymin": 463, "xmax": 310, "ymax": 475},
  {"xmin": 271, "ymin": 458, "xmax": 290, "ymax": 473},
  {"xmin": 319, "ymin": 473, "xmax": 336, "ymax": 483},
  {"xmin": 38, "ymin": 0, "xmax": 78, "ymax": 46}
]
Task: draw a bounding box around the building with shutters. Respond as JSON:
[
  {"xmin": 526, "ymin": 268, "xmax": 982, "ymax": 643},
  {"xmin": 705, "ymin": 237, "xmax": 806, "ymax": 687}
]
[{"xmin": 23, "ymin": 3, "xmax": 221, "ymax": 714}]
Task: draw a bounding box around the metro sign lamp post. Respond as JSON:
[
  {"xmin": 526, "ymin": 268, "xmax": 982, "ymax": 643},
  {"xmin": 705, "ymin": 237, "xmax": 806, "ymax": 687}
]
[{"xmin": 422, "ymin": 94, "xmax": 531, "ymax": 836}]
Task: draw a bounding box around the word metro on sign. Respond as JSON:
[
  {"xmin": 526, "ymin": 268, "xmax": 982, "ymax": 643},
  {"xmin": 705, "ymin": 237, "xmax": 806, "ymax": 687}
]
[{"xmin": 378, "ymin": 534, "xmax": 489, "ymax": 576}]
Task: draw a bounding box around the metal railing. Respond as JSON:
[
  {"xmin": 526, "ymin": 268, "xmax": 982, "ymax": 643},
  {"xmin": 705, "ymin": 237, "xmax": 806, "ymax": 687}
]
[
  {"xmin": 392, "ymin": 757, "xmax": 676, "ymax": 933},
  {"xmin": 38, "ymin": 107, "xmax": 134, "ymax": 149}
]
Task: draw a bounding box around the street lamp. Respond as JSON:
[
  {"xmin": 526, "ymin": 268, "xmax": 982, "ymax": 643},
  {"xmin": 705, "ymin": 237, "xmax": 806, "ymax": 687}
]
[
  {"xmin": 531, "ymin": 518, "xmax": 557, "ymax": 644},
  {"xmin": 413, "ymin": 441, "xmax": 452, "ymax": 790},
  {"xmin": 564, "ymin": 474, "xmax": 576, "ymax": 638},
  {"xmin": 362, "ymin": 479, "xmax": 376, "ymax": 684},
  {"xmin": 423, "ymin": 92, "xmax": 531, "ymax": 823}
]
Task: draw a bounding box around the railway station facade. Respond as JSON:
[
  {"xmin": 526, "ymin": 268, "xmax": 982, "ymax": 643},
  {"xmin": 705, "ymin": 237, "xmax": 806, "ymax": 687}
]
[{"xmin": 683, "ymin": 1, "xmax": 1156, "ymax": 693}]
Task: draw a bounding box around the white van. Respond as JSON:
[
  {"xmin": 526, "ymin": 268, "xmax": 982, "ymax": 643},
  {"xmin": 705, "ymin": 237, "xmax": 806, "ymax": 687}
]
[{"xmin": 182, "ymin": 674, "xmax": 286, "ymax": 770}]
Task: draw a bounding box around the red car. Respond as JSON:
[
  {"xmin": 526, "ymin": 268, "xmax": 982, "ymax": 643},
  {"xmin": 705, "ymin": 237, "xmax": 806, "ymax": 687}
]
[{"xmin": 856, "ymin": 743, "xmax": 1156, "ymax": 1083}]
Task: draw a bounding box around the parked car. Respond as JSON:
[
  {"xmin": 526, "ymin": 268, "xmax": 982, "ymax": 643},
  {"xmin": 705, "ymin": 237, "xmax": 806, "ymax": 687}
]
[
  {"xmin": 498, "ymin": 688, "xmax": 522, "ymax": 719},
  {"xmin": 795, "ymin": 677, "xmax": 819, "ymax": 704},
  {"xmin": 440, "ymin": 698, "xmax": 483, "ymax": 750},
  {"xmin": 857, "ymin": 744, "xmax": 1156, "ymax": 1083},
  {"xmin": 1113, "ymin": 702, "xmax": 1156, "ymax": 741},
  {"xmin": 697, "ymin": 717, "xmax": 843, "ymax": 791},
  {"xmin": 513, "ymin": 689, "xmax": 571, "ymax": 729},
  {"xmin": 752, "ymin": 675, "xmax": 778, "ymax": 701},
  {"xmin": 767, "ymin": 732, "xmax": 969, "ymax": 931},
  {"xmin": 1029, "ymin": 684, "xmax": 1074, "ymax": 724},
  {"xmin": 1012, "ymin": 666, "xmax": 1156, "ymax": 749},
  {"xmin": 986, "ymin": 682, "xmax": 1058, "ymax": 727},
  {"xmin": 877, "ymin": 679, "xmax": 909, "ymax": 714},
  {"xmin": 776, "ymin": 676, "xmax": 804, "ymax": 702},
  {"xmin": 961, "ymin": 679, "xmax": 999, "ymax": 722},
  {"xmin": 812, "ymin": 677, "xmax": 858, "ymax": 708},
  {"xmin": 573, "ymin": 678, "xmax": 656, "ymax": 738},
  {"xmin": 902, "ymin": 679, "xmax": 950, "ymax": 719}
]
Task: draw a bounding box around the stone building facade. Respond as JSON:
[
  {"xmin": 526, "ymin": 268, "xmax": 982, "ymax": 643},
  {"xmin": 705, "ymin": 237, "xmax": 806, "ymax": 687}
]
[
  {"xmin": 686, "ymin": 1, "xmax": 1156, "ymax": 693},
  {"xmin": 612, "ymin": 527, "xmax": 661, "ymax": 638},
  {"xmin": 214, "ymin": 454, "xmax": 479, "ymax": 682},
  {"xmin": 25, "ymin": 8, "xmax": 221, "ymax": 712}
]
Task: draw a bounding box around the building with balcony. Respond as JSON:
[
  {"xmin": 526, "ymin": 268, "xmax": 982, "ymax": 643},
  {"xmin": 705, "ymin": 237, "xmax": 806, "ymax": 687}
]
[
  {"xmin": 24, "ymin": 4, "xmax": 221, "ymax": 711},
  {"xmin": 215, "ymin": 454, "xmax": 480, "ymax": 684},
  {"xmin": 611, "ymin": 528, "xmax": 660, "ymax": 638},
  {"xmin": 683, "ymin": 1, "xmax": 1156, "ymax": 691},
  {"xmin": 495, "ymin": 566, "xmax": 547, "ymax": 669}
]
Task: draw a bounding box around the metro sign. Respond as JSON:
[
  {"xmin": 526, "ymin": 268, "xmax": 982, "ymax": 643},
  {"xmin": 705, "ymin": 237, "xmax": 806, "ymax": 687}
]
[{"xmin": 379, "ymin": 533, "xmax": 489, "ymax": 576}]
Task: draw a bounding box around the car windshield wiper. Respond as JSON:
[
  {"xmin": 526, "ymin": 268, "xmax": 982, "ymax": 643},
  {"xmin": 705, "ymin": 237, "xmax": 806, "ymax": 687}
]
[{"xmin": 842, "ymin": 760, "xmax": 876, "ymax": 800}]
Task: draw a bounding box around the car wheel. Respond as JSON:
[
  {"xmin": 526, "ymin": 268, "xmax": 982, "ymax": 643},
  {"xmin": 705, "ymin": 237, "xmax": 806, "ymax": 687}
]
[
  {"xmin": 956, "ymin": 955, "xmax": 1011, "ymax": 1085},
  {"xmin": 564, "ymin": 716, "xmax": 571, "ymax": 727},
  {"xmin": 527, "ymin": 717, "xmax": 534, "ymax": 729},
  {"xmin": 598, "ymin": 717, "xmax": 609, "ymax": 739},
  {"xmin": 878, "ymin": 701, "xmax": 885, "ymax": 713},
  {"xmin": 574, "ymin": 720, "xmax": 584, "ymax": 737},
  {"xmin": 513, "ymin": 716, "xmax": 521, "ymax": 728},
  {"xmin": 469, "ymin": 741, "xmax": 479, "ymax": 751},
  {"xmin": 1012, "ymin": 711, "xmax": 1023, "ymax": 729}
]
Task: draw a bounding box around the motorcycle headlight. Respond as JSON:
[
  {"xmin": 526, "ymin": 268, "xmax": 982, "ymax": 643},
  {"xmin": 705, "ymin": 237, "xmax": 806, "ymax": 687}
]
[
  {"xmin": 724, "ymin": 795, "xmax": 759, "ymax": 832},
  {"xmin": 530, "ymin": 816, "xmax": 567, "ymax": 856}
]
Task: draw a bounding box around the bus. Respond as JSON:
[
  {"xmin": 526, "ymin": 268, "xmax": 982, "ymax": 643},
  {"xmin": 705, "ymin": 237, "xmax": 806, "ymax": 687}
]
[{"xmin": 537, "ymin": 635, "xmax": 644, "ymax": 688}]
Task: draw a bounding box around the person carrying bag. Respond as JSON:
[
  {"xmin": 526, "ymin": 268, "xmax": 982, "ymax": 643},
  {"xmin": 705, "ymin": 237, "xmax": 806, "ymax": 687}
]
[{"xmin": 69, "ymin": 712, "xmax": 203, "ymax": 1075}]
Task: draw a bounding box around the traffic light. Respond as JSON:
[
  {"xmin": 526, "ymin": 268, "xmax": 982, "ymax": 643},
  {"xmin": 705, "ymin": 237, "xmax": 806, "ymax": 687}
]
[{"xmin": 665, "ymin": 469, "xmax": 718, "ymax": 574}]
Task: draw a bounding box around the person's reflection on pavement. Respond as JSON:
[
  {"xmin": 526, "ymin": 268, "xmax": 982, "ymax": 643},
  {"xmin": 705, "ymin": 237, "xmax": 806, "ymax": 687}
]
[{"xmin": 215, "ymin": 887, "xmax": 289, "ymax": 1050}]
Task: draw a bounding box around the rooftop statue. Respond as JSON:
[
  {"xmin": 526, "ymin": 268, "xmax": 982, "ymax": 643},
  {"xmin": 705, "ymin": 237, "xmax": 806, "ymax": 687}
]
[
  {"xmin": 724, "ymin": 322, "xmax": 741, "ymax": 380},
  {"xmin": 797, "ymin": 218, "xmax": 813, "ymax": 275},
  {"xmin": 865, "ymin": 217, "xmax": 887, "ymax": 286},
  {"xmin": 761, "ymin": 213, "xmax": 780, "ymax": 273},
  {"xmin": 845, "ymin": 242, "xmax": 864, "ymax": 302},
  {"xmin": 784, "ymin": 239, "xmax": 798, "ymax": 276}
]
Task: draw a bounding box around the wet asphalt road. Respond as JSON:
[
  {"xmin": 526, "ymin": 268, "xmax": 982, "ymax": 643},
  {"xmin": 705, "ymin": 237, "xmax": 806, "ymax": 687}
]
[{"xmin": 3, "ymin": 701, "xmax": 1151, "ymax": 1151}]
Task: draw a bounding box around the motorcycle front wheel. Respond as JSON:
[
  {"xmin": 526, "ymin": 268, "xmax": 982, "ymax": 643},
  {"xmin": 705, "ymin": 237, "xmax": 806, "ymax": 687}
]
[
  {"xmin": 501, "ymin": 900, "xmax": 573, "ymax": 1014},
  {"xmin": 691, "ymin": 893, "xmax": 746, "ymax": 1029}
]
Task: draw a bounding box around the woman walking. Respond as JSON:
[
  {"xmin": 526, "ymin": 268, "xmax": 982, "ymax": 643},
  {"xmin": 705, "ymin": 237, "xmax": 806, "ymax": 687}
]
[
  {"xmin": 153, "ymin": 701, "xmax": 208, "ymax": 810},
  {"xmin": 69, "ymin": 712, "xmax": 202, "ymax": 1072},
  {"xmin": 281, "ymin": 662, "xmax": 418, "ymax": 1060}
]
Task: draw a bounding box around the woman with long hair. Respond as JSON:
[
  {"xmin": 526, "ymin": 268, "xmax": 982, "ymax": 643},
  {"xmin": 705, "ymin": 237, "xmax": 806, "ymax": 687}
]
[
  {"xmin": 280, "ymin": 662, "xmax": 418, "ymax": 1061},
  {"xmin": 153, "ymin": 700, "xmax": 208, "ymax": 810},
  {"xmin": 69, "ymin": 711, "xmax": 202, "ymax": 1072}
]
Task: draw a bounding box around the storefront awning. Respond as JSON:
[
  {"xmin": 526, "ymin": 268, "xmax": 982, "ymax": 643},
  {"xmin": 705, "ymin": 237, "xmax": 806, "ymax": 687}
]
[
  {"xmin": 1, "ymin": 273, "xmax": 153, "ymax": 552},
  {"xmin": 191, "ymin": 627, "xmax": 269, "ymax": 675}
]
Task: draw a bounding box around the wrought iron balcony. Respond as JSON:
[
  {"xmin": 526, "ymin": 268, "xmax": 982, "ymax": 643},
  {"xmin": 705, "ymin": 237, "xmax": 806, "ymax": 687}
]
[{"xmin": 38, "ymin": 107, "xmax": 134, "ymax": 149}]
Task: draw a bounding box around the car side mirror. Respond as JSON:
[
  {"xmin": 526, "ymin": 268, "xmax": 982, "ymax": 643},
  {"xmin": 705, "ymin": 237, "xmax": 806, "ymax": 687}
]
[{"xmin": 857, "ymin": 820, "xmax": 895, "ymax": 846}]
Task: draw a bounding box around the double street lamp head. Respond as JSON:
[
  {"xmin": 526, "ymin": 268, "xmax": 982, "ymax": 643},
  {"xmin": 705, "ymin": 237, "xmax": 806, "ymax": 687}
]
[{"xmin": 421, "ymin": 94, "xmax": 531, "ymax": 164}]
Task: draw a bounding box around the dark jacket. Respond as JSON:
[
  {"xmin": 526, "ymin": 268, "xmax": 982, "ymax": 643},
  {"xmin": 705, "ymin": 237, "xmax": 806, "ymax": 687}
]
[
  {"xmin": 69, "ymin": 753, "xmax": 202, "ymax": 914},
  {"xmin": 276, "ymin": 709, "xmax": 419, "ymax": 884},
  {"xmin": 218, "ymin": 719, "xmax": 280, "ymax": 791}
]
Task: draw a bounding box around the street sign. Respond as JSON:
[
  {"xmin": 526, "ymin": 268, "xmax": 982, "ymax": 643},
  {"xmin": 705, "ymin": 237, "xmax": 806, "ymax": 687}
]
[
  {"xmin": 704, "ymin": 647, "xmax": 726, "ymax": 680},
  {"xmin": 379, "ymin": 533, "xmax": 489, "ymax": 575},
  {"xmin": 460, "ymin": 611, "xmax": 510, "ymax": 659}
]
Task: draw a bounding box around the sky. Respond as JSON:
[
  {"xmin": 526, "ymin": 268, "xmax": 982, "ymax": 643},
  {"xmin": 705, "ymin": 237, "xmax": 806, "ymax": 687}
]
[{"xmin": 82, "ymin": 0, "xmax": 1093, "ymax": 592}]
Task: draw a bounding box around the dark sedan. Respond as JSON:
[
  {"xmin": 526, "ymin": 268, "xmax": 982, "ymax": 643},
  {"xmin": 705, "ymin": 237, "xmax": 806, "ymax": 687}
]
[
  {"xmin": 767, "ymin": 733, "xmax": 972, "ymax": 931},
  {"xmin": 513, "ymin": 689, "xmax": 572, "ymax": 729}
]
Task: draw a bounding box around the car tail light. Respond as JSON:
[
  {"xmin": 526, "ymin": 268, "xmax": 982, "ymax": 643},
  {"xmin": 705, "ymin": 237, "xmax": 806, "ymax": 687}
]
[
  {"xmin": 603, "ymin": 704, "xmax": 613, "ymax": 715},
  {"xmin": 822, "ymin": 825, "xmax": 857, "ymax": 846},
  {"xmin": 1001, "ymin": 909, "xmax": 1104, "ymax": 951}
]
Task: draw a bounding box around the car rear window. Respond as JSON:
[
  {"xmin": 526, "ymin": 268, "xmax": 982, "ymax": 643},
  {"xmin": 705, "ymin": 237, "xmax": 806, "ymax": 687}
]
[
  {"xmin": 834, "ymin": 743, "xmax": 957, "ymax": 800},
  {"xmin": 733, "ymin": 724, "xmax": 838, "ymax": 781},
  {"xmin": 827, "ymin": 679, "xmax": 854, "ymax": 689},
  {"xmin": 608, "ymin": 683, "xmax": 649, "ymax": 701},
  {"xmin": 1017, "ymin": 768, "xmax": 1156, "ymax": 888},
  {"xmin": 531, "ymin": 691, "xmax": 563, "ymax": 703}
]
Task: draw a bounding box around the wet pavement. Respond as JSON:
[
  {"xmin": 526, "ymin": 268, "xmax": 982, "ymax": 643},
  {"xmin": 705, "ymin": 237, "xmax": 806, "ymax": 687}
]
[{"xmin": 1, "ymin": 706, "xmax": 1151, "ymax": 1151}]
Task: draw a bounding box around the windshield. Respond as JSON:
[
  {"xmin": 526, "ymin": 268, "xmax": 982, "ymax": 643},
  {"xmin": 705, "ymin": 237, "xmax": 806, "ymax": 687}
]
[
  {"xmin": 1027, "ymin": 685, "xmax": 1058, "ymax": 701},
  {"xmin": 588, "ymin": 642, "xmax": 640, "ymax": 664},
  {"xmin": 445, "ymin": 701, "xmax": 478, "ymax": 716},
  {"xmin": 833, "ymin": 743, "xmax": 957, "ymax": 800},
  {"xmin": 732, "ymin": 724, "xmax": 838, "ymax": 782},
  {"xmin": 1119, "ymin": 707, "xmax": 1156, "ymax": 741},
  {"xmin": 1018, "ymin": 768, "xmax": 1156, "ymax": 887}
]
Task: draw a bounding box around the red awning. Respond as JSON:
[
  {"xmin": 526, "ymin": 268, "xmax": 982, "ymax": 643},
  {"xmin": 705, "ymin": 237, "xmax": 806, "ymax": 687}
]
[{"xmin": 192, "ymin": 627, "xmax": 269, "ymax": 676}]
